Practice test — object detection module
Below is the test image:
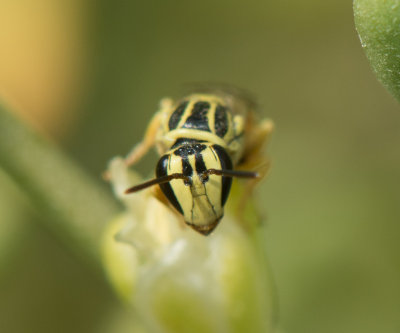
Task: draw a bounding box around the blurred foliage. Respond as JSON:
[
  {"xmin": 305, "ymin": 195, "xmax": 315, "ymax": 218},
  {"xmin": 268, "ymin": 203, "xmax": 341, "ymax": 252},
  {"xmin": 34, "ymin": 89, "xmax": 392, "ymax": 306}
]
[
  {"xmin": 1, "ymin": 0, "xmax": 400, "ymax": 333},
  {"xmin": 354, "ymin": 0, "xmax": 400, "ymax": 102},
  {"xmin": 0, "ymin": 105, "xmax": 120, "ymax": 266}
]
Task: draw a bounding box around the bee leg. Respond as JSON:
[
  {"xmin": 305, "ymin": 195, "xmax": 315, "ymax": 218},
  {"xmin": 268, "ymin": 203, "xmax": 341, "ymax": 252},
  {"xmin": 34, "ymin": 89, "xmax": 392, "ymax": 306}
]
[
  {"xmin": 235, "ymin": 160, "xmax": 270, "ymax": 229},
  {"xmin": 243, "ymin": 118, "xmax": 274, "ymax": 162},
  {"xmin": 102, "ymin": 112, "xmax": 160, "ymax": 180},
  {"xmin": 124, "ymin": 98, "xmax": 174, "ymax": 167},
  {"xmin": 103, "ymin": 99, "xmax": 173, "ymax": 181},
  {"xmin": 124, "ymin": 112, "xmax": 163, "ymax": 167},
  {"xmin": 234, "ymin": 118, "xmax": 274, "ymax": 227},
  {"xmin": 237, "ymin": 116, "xmax": 273, "ymax": 181}
]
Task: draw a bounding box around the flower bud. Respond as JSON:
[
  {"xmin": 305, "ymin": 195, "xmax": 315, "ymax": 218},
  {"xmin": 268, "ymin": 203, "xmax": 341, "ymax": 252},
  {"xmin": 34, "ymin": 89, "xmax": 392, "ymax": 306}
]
[{"xmin": 102, "ymin": 157, "xmax": 277, "ymax": 333}]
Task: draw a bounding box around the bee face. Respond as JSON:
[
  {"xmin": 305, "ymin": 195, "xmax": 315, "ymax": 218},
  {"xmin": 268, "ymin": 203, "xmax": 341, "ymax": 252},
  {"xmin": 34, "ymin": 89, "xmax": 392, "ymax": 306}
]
[{"xmin": 156, "ymin": 142, "xmax": 233, "ymax": 235}]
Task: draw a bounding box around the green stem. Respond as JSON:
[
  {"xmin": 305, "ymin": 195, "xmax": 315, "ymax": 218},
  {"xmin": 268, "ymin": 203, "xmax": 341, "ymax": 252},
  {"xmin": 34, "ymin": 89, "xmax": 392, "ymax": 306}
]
[{"xmin": 0, "ymin": 103, "xmax": 120, "ymax": 267}]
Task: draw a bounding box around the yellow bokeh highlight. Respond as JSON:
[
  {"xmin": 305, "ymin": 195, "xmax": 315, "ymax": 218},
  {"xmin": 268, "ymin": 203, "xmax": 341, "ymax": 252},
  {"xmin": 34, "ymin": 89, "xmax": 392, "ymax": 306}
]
[{"xmin": 0, "ymin": 0, "xmax": 88, "ymax": 137}]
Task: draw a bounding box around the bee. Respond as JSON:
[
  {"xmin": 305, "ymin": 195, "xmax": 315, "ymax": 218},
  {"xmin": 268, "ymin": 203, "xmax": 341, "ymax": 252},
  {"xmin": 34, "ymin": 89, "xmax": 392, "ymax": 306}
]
[{"xmin": 117, "ymin": 87, "xmax": 273, "ymax": 235}]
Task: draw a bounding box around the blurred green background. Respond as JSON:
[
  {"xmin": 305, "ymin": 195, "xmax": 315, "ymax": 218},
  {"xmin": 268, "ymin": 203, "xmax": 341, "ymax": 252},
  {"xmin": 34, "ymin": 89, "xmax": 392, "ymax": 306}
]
[{"xmin": 1, "ymin": 0, "xmax": 400, "ymax": 332}]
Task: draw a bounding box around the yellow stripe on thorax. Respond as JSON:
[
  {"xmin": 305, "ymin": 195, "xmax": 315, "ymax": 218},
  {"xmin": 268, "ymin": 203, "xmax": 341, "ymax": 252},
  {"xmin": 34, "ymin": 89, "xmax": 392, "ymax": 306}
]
[{"xmin": 164, "ymin": 129, "xmax": 228, "ymax": 149}]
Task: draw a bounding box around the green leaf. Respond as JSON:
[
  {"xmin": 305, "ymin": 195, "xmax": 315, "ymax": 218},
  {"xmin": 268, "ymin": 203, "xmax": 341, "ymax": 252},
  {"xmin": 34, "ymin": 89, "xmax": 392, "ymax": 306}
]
[{"xmin": 354, "ymin": 0, "xmax": 400, "ymax": 101}]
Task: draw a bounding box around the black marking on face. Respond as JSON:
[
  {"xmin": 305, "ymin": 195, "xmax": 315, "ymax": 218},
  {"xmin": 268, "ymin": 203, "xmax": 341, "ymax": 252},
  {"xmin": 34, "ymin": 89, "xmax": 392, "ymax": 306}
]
[
  {"xmin": 214, "ymin": 104, "xmax": 228, "ymax": 138},
  {"xmin": 211, "ymin": 145, "xmax": 233, "ymax": 207},
  {"xmin": 195, "ymin": 154, "xmax": 208, "ymax": 183},
  {"xmin": 156, "ymin": 155, "xmax": 183, "ymax": 214},
  {"xmin": 181, "ymin": 158, "xmax": 193, "ymax": 185},
  {"xmin": 169, "ymin": 101, "xmax": 188, "ymax": 130},
  {"xmin": 182, "ymin": 101, "xmax": 211, "ymax": 132}
]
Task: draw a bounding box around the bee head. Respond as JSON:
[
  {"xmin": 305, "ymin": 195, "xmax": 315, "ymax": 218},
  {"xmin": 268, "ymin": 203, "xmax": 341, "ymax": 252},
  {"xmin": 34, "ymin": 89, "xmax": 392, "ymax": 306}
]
[{"xmin": 125, "ymin": 143, "xmax": 258, "ymax": 235}]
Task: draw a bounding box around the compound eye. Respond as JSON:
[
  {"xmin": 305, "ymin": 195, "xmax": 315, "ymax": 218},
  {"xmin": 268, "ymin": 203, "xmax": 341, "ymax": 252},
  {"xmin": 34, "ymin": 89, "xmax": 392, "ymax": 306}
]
[
  {"xmin": 211, "ymin": 145, "xmax": 233, "ymax": 207},
  {"xmin": 156, "ymin": 155, "xmax": 184, "ymax": 215}
]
